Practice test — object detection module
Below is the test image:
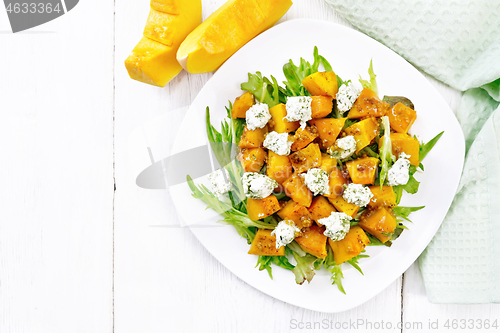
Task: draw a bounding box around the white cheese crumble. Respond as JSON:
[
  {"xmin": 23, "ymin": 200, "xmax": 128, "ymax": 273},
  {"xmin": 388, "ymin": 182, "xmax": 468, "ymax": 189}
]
[
  {"xmin": 318, "ymin": 212, "xmax": 352, "ymax": 241},
  {"xmin": 284, "ymin": 96, "xmax": 312, "ymax": 128},
  {"xmin": 387, "ymin": 154, "xmax": 411, "ymax": 186},
  {"xmin": 328, "ymin": 135, "xmax": 357, "ymax": 159},
  {"xmin": 271, "ymin": 220, "xmax": 300, "ymax": 248},
  {"xmin": 303, "ymin": 168, "xmax": 330, "ymax": 196},
  {"xmin": 336, "ymin": 81, "xmax": 362, "ymax": 114},
  {"xmin": 241, "ymin": 172, "xmax": 278, "ymax": 199},
  {"xmin": 245, "ymin": 103, "xmax": 271, "ymax": 130},
  {"xmin": 263, "ymin": 131, "xmax": 293, "ymax": 156},
  {"xmin": 208, "ymin": 168, "xmax": 231, "ymax": 198},
  {"xmin": 343, "ymin": 183, "xmax": 373, "ymax": 207}
]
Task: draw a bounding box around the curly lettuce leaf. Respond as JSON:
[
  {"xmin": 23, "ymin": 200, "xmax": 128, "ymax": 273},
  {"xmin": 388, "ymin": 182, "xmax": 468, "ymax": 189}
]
[
  {"xmin": 256, "ymin": 252, "xmax": 295, "ymax": 279},
  {"xmin": 420, "ymin": 131, "xmax": 444, "ymax": 162},
  {"xmin": 359, "ymin": 59, "xmax": 378, "ymax": 95},
  {"xmin": 241, "ymin": 72, "xmax": 283, "ymax": 107},
  {"xmin": 378, "ymin": 116, "xmax": 396, "ymax": 188}
]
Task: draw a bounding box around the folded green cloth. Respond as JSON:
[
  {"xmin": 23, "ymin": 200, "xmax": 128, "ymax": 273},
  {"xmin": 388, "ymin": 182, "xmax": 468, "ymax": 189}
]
[{"xmin": 325, "ymin": 0, "xmax": 500, "ymax": 303}]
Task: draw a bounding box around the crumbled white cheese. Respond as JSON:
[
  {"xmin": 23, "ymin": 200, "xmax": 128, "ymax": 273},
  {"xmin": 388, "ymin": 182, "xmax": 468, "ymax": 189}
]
[
  {"xmin": 387, "ymin": 155, "xmax": 411, "ymax": 186},
  {"xmin": 336, "ymin": 81, "xmax": 362, "ymax": 114},
  {"xmin": 303, "ymin": 168, "xmax": 330, "ymax": 196},
  {"xmin": 271, "ymin": 220, "xmax": 300, "ymax": 248},
  {"xmin": 263, "ymin": 131, "xmax": 293, "ymax": 156},
  {"xmin": 343, "ymin": 183, "xmax": 373, "ymax": 207},
  {"xmin": 328, "ymin": 135, "xmax": 357, "ymax": 159},
  {"xmin": 241, "ymin": 172, "xmax": 278, "ymax": 199},
  {"xmin": 208, "ymin": 168, "xmax": 231, "ymax": 198},
  {"xmin": 284, "ymin": 96, "xmax": 312, "ymax": 128},
  {"xmin": 319, "ymin": 212, "xmax": 352, "ymax": 241},
  {"xmin": 245, "ymin": 103, "xmax": 271, "ymax": 130}
]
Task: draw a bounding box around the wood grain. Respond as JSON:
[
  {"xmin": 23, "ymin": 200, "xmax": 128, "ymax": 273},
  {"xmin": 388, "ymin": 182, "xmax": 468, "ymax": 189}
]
[{"xmin": 0, "ymin": 0, "xmax": 114, "ymax": 332}]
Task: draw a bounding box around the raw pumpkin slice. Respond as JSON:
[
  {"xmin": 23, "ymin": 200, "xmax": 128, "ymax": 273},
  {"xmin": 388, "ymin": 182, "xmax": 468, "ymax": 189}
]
[
  {"xmin": 125, "ymin": 0, "xmax": 202, "ymax": 87},
  {"xmin": 177, "ymin": 0, "xmax": 293, "ymax": 74}
]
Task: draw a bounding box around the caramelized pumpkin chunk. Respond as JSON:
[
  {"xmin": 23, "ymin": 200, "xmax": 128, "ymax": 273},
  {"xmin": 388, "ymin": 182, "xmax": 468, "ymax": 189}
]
[
  {"xmin": 328, "ymin": 196, "xmax": 359, "ymax": 218},
  {"xmin": 238, "ymin": 125, "xmax": 267, "ymax": 149},
  {"xmin": 368, "ymin": 186, "xmax": 396, "ymax": 208},
  {"xmin": 277, "ymin": 200, "xmax": 314, "ymax": 229},
  {"xmin": 247, "ymin": 195, "xmax": 280, "ymax": 221},
  {"xmin": 346, "ymin": 157, "xmax": 379, "ymax": 185},
  {"xmin": 291, "ymin": 125, "xmax": 319, "ymax": 152},
  {"xmin": 231, "ymin": 92, "xmax": 255, "ymax": 119},
  {"xmin": 237, "ymin": 147, "xmax": 266, "ymax": 172},
  {"xmin": 308, "ymin": 196, "xmax": 336, "ymax": 225},
  {"xmin": 347, "ymin": 88, "xmax": 390, "ymax": 119},
  {"xmin": 266, "ymin": 151, "xmax": 293, "ymax": 185},
  {"xmin": 295, "ymin": 224, "xmax": 328, "ymax": 258},
  {"xmin": 309, "ymin": 118, "xmax": 346, "ymax": 149},
  {"xmin": 319, "ymin": 153, "xmax": 337, "ymax": 174},
  {"xmin": 282, "ymin": 173, "xmax": 313, "ymax": 208},
  {"xmin": 328, "ymin": 226, "xmax": 370, "ymax": 265},
  {"xmin": 289, "ymin": 143, "xmax": 322, "ymax": 173},
  {"xmin": 379, "ymin": 133, "xmax": 420, "ymax": 166},
  {"xmin": 388, "ymin": 102, "xmax": 417, "ymax": 133},
  {"xmin": 324, "ymin": 167, "xmax": 347, "ymax": 198},
  {"xmin": 268, "ymin": 103, "xmax": 300, "ymax": 133},
  {"xmin": 248, "ymin": 229, "xmax": 285, "ymax": 256},
  {"xmin": 302, "ymin": 71, "xmax": 339, "ymax": 97},
  {"xmin": 343, "ymin": 117, "xmax": 379, "ymax": 153},
  {"xmin": 358, "ymin": 206, "xmax": 397, "ymax": 243},
  {"xmin": 311, "ymin": 95, "xmax": 334, "ymax": 118}
]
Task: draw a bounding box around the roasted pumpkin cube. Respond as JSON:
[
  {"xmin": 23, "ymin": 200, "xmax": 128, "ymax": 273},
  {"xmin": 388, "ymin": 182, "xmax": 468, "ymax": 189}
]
[
  {"xmin": 328, "ymin": 226, "xmax": 370, "ymax": 265},
  {"xmin": 289, "ymin": 143, "xmax": 322, "ymax": 173},
  {"xmin": 266, "ymin": 151, "xmax": 293, "ymax": 185},
  {"xmin": 295, "ymin": 224, "xmax": 328, "ymax": 258},
  {"xmin": 238, "ymin": 125, "xmax": 267, "ymax": 149},
  {"xmin": 277, "ymin": 200, "xmax": 313, "ymax": 229},
  {"xmin": 308, "ymin": 196, "xmax": 336, "ymax": 225},
  {"xmin": 311, "ymin": 95, "xmax": 333, "ymax": 118},
  {"xmin": 347, "ymin": 88, "xmax": 389, "ymax": 119},
  {"xmin": 346, "ymin": 157, "xmax": 379, "ymax": 185},
  {"xmin": 388, "ymin": 102, "xmax": 417, "ymax": 133},
  {"xmin": 344, "ymin": 117, "xmax": 379, "ymax": 153},
  {"xmin": 291, "ymin": 125, "xmax": 319, "ymax": 151},
  {"xmin": 324, "ymin": 167, "xmax": 347, "ymax": 198},
  {"xmin": 358, "ymin": 206, "xmax": 397, "ymax": 243},
  {"xmin": 379, "ymin": 133, "xmax": 420, "ymax": 166},
  {"xmin": 247, "ymin": 195, "xmax": 280, "ymax": 221},
  {"xmin": 248, "ymin": 229, "xmax": 285, "ymax": 256},
  {"xmin": 328, "ymin": 196, "xmax": 359, "ymax": 218},
  {"xmin": 319, "ymin": 153, "xmax": 337, "ymax": 174},
  {"xmin": 368, "ymin": 186, "xmax": 396, "ymax": 208},
  {"xmin": 282, "ymin": 173, "xmax": 313, "ymax": 208},
  {"xmin": 231, "ymin": 92, "xmax": 255, "ymax": 119},
  {"xmin": 268, "ymin": 103, "xmax": 300, "ymax": 133},
  {"xmin": 302, "ymin": 71, "xmax": 338, "ymax": 97},
  {"xmin": 309, "ymin": 118, "xmax": 346, "ymax": 149},
  {"xmin": 237, "ymin": 147, "xmax": 266, "ymax": 172}
]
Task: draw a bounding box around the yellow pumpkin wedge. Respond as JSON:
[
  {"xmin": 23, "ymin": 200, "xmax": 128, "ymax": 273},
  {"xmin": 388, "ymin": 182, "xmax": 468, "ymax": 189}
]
[
  {"xmin": 343, "ymin": 117, "xmax": 379, "ymax": 153},
  {"xmin": 282, "ymin": 173, "xmax": 313, "ymax": 208},
  {"xmin": 302, "ymin": 71, "xmax": 338, "ymax": 97},
  {"xmin": 237, "ymin": 147, "xmax": 267, "ymax": 172},
  {"xmin": 125, "ymin": 0, "xmax": 202, "ymax": 87},
  {"xmin": 277, "ymin": 200, "xmax": 313, "ymax": 229},
  {"xmin": 358, "ymin": 206, "xmax": 397, "ymax": 243},
  {"xmin": 247, "ymin": 195, "xmax": 280, "ymax": 221},
  {"xmin": 345, "ymin": 157, "xmax": 379, "ymax": 185},
  {"xmin": 231, "ymin": 92, "xmax": 255, "ymax": 119},
  {"xmin": 368, "ymin": 186, "xmax": 396, "ymax": 208},
  {"xmin": 309, "ymin": 118, "xmax": 346, "ymax": 149},
  {"xmin": 328, "ymin": 226, "xmax": 370, "ymax": 265},
  {"xmin": 268, "ymin": 103, "xmax": 300, "ymax": 133},
  {"xmin": 308, "ymin": 196, "xmax": 336, "ymax": 225},
  {"xmin": 248, "ymin": 229, "xmax": 284, "ymax": 256},
  {"xmin": 177, "ymin": 0, "xmax": 293, "ymax": 74},
  {"xmin": 294, "ymin": 224, "xmax": 328, "ymax": 258}
]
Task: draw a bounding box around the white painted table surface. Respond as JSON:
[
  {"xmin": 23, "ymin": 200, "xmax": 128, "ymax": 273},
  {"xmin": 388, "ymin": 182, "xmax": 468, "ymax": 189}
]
[{"xmin": 1, "ymin": 0, "xmax": 499, "ymax": 332}]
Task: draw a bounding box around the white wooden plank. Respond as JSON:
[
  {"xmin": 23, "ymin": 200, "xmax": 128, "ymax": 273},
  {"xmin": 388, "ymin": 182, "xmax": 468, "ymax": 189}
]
[
  {"xmin": 114, "ymin": 0, "xmax": 402, "ymax": 332},
  {"xmin": 0, "ymin": 0, "xmax": 114, "ymax": 332}
]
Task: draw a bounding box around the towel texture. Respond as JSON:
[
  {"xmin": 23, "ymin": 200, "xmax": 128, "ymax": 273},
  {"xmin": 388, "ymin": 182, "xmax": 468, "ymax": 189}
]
[{"xmin": 325, "ymin": 0, "xmax": 500, "ymax": 303}]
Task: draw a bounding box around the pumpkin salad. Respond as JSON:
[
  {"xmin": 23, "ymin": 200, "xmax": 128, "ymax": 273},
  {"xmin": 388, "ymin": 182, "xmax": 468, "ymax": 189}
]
[{"xmin": 187, "ymin": 47, "xmax": 443, "ymax": 293}]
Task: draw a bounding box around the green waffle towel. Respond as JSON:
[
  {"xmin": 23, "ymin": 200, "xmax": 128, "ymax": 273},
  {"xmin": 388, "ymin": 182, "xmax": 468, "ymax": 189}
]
[{"xmin": 325, "ymin": 0, "xmax": 500, "ymax": 303}]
